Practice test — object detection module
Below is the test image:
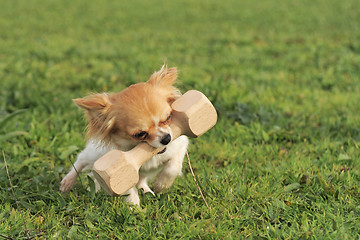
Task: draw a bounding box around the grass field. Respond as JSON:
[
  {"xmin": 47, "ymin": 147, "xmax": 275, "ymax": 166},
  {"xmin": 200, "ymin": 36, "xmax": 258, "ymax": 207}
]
[{"xmin": 1, "ymin": 0, "xmax": 360, "ymax": 239}]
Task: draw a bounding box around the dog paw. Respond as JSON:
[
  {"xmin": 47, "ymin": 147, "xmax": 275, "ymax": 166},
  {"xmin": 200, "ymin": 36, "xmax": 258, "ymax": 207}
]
[
  {"xmin": 137, "ymin": 177, "xmax": 156, "ymax": 196},
  {"xmin": 142, "ymin": 187, "xmax": 155, "ymax": 196},
  {"xmin": 126, "ymin": 194, "xmax": 140, "ymax": 206},
  {"xmin": 153, "ymin": 178, "xmax": 174, "ymax": 194},
  {"xmin": 153, "ymin": 183, "xmax": 165, "ymax": 194},
  {"xmin": 59, "ymin": 174, "xmax": 77, "ymax": 192},
  {"xmin": 137, "ymin": 182, "xmax": 155, "ymax": 196}
]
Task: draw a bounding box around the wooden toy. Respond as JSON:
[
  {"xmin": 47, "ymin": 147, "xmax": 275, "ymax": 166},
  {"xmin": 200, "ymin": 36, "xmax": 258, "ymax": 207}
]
[{"xmin": 92, "ymin": 90, "xmax": 217, "ymax": 196}]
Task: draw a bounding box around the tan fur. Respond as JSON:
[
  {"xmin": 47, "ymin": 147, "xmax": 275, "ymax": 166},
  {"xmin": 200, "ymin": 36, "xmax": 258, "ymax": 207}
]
[
  {"xmin": 74, "ymin": 65, "xmax": 180, "ymax": 146},
  {"xmin": 60, "ymin": 65, "xmax": 189, "ymax": 206}
]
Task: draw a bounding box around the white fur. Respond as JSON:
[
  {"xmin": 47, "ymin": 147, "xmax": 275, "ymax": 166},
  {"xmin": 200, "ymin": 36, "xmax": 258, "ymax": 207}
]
[
  {"xmin": 60, "ymin": 65, "xmax": 189, "ymax": 206},
  {"xmin": 60, "ymin": 136, "xmax": 189, "ymax": 205}
]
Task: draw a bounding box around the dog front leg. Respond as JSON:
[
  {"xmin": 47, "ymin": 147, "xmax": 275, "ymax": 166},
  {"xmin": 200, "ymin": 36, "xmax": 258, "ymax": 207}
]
[
  {"xmin": 59, "ymin": 153, "xmax": 88, "ymax": 192},
  {"xmin": 153, "ymin": 153, "xmax": 184, "ymax": 193},
  {"xmin": 153, "ymin": 136, "xmax": 188, "ymax": 193},
  {"xmin": 125, "ymin": 187, "xmax": 140, "ymax": 206},
  {"xmin": 60, "ymin": 141, "xmax": 110, "ymax": 192}
]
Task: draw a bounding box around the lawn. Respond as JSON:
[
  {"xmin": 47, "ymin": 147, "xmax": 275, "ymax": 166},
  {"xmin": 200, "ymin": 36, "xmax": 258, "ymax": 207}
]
[{"xmin": 1, "ymin": 0, "xmax": 360, "ymax": 239}]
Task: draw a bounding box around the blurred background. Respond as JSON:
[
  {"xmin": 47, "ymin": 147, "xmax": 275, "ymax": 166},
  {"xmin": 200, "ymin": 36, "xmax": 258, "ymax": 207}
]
[{"xmin": 0, "ymin": 0, "xmax": 359, "ymax": 238}]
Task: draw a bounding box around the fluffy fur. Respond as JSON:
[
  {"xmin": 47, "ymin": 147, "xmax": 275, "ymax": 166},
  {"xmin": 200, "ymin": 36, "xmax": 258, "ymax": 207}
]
[{"xmin": 60, "ymin": 66, "xmax": 189, "ymax": 205}]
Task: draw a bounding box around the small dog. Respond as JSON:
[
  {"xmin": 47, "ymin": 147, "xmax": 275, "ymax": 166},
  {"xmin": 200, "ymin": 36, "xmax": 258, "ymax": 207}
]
[{"xmin": 60, "ymin": 66, "xmax": 189, "ymax": 205}]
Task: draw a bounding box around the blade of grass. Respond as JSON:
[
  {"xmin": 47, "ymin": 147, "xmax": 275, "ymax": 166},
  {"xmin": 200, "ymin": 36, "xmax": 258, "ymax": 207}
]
[
  {"xmin": 0, "ymin": 131, "xmax": 29, "ymax": 141},
  {"xmin": 2, "ymin": 151, "xmax": 31, "ymax": 240},
  {"xmin": 186, "ymin": 151, "xmax": 211, "ymax": 212},
  {"xmin": 0, "ymin": 109, "xmax": 27, "ymax": 130}
]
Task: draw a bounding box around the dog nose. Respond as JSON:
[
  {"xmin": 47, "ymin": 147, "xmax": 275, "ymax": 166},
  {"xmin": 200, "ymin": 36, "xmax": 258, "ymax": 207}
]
[{"xmin": 160, "ymin": 134, "xmax": 171, "ymax": 145}]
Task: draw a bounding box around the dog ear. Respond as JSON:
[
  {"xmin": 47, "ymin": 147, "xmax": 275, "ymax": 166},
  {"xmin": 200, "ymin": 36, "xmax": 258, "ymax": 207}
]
[
  {"xmin": 73, "ymin": 93, "xmax": 111, "ymax": 114},
  {"xmin": 73, "ymin": 93, "xmax": 116, "ymax": 140},
  {"xmin": 73, "ymin": 93, "xmax": 113, "ymax": 123},
  {"xmin": 148, "ymin": 65, "xmax": 177, "ymax": 87}
]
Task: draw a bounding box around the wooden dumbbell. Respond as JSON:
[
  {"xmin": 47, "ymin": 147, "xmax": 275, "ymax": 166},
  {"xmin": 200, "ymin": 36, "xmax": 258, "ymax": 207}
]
[{"xmin": 92, "ymin": 90, "xmax": 217, "ymax": 196}]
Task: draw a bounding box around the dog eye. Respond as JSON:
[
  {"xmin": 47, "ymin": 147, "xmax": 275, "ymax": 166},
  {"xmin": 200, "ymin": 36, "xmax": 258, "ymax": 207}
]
[
  {"xmin": 163, "ymin": 113, "xmax": 172, "ymax": 123},
  {"xmin": 134, "ymin": 131, "xmax": 148, "ymax": 139},
  {"xmin": 160, "ymin": 113, "xmax": 172, "ymax": 125},
  {"xmin": 166, "ymin": 113, "xmax": 172, "ymax": 121}
]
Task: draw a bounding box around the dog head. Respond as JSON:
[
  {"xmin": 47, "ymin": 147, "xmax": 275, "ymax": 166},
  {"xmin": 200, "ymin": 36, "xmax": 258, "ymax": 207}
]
[{"xmin": 74, "ymin": 66, "xmax": 181, "ymax": 150}]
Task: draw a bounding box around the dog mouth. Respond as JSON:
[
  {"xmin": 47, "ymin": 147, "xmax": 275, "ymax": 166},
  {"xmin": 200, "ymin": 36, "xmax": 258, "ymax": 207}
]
[{"xmin": 157, "ymin": 147, "xmax": 167, "ymax": 154}]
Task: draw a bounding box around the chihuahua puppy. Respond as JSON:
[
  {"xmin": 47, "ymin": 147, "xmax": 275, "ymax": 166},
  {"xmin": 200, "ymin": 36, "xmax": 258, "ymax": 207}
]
[{"xmin": 60, "ymin": 66, "xmax": 189, "ymax": 205}]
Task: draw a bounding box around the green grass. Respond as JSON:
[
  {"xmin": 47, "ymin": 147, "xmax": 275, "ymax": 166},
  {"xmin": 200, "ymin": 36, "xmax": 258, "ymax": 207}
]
[{"xmin": 1, "ymin": 0, "xmax": 360, "ymax": 239}]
